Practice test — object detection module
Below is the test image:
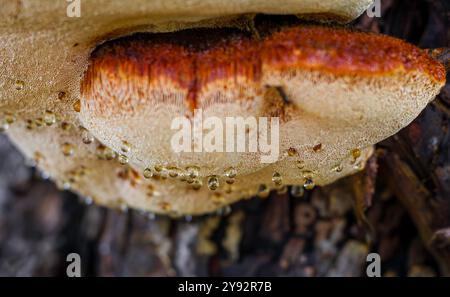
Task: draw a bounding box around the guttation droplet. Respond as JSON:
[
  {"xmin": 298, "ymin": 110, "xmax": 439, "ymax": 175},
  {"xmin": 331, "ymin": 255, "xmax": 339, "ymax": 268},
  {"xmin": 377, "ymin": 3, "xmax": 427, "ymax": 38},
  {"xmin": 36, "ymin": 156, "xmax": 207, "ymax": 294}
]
[
  {"xmin": 257, "ymin": 184, "xmax": 270, "ymax": 198},
  {"xmin": 192, "ymin": 179, "xmax": 202, "ymax": 190},
  {"xmin": 186, "ymin": 166, "xmax": 200, "ymax": 179},
  {"xmin": 287, "ymin": 147, "xmax": 297, "ymax": 157},
  {"xmin": 15, "ymin": 80, "xmax": 25, "ymax": 90},
  {"xmin": 296, "ymin": 160, "xmax": 305, "ymax": 169},
  {"xmin": 290, "ymin": 185, "xmax": 304, "ymax": 198},
  {"xmin": 143, "ymin": 167, "xmax": 153, "ymax": 179},
  {"xmin": 118, "ymin": 154, "xmax": 128, "ymax": 165},
  {"xmin": 43, "ymin": 110, "xmax": 56, "ymax": 126},
  {"xmin": 81, "ymin": 127, "xmax": 94, "ymax": 144},
  {"xmin": 351, "ymin": 148, "xmax": 361, "ymax": 160},
  {"xmin": 207, "ymin": 175, "xmax": 220, "ymax": 191},
  {"xmin": 121, "ymin": 140, "xmax": 131, "ymax": 153},
  {"xmin": 61, "ymin": 142, "xmax": 74, "ymax": 156},
  {"xmin": 272, "ymin": 172, "xmax": 282, "ymax": 185},
  {"xmin": 73, "ymin": 100, "xmax": 81, "ymax": 112},
  {"xmin": 303, "ymin": 177, "xmax": 315, "ymax": 190},
  {"xmin": 224, "ymin": 167, "xmax": 237, "ymax": 179},
  {"xmin": 168, "ymin": 167, "xmax": 181, "ymax": 178},
  {"xmin": 332, "ymin": 163, "xmax": 343, "ymax": 173}
]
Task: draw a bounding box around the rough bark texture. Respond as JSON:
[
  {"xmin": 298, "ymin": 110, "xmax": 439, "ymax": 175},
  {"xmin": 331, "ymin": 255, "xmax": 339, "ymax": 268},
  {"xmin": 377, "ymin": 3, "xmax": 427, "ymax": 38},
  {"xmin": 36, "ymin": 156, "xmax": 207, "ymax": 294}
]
[{"xmin": 0, "ymin": 0, "xmax": 448, "ymax": 276}]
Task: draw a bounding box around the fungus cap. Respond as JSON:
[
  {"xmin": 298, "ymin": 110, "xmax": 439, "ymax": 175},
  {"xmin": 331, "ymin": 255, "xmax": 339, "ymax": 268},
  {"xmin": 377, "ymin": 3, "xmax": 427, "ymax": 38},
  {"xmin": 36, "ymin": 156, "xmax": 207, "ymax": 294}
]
[{"xmin": 0, "ymin": 0, "xmax": 446, "ymax": 215}]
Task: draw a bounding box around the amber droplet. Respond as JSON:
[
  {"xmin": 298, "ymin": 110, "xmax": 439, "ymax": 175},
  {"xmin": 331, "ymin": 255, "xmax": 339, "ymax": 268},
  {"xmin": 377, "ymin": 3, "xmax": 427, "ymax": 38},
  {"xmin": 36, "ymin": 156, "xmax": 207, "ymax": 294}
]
[
  {"xmin": 313, "ymin": 143, "xmax": 322, "ymax": 152},
  {"xmin": 287, "ymin": 147, "xmax": 297, "ymax": 156},
  {"xmin": 351, "ymin": 148, "xmax": 361, "ymax": 160},
  {"xmin": 57, "ymin": 91, "xmax": 67, "ymax": 100},
  {"xmin": 207, "ymin": 175, "xmax": 220, "ymax": 191},
  {"xmin": 73, "ymin": 100, "xmax": 81, "ymax": 112},
  {"xmin": 61, "ymin": 122, "xmax": 71, "ymax": 131},
  {"xmin": 61, "ymin": 142, "xmax": 74, "ymax": 156}
]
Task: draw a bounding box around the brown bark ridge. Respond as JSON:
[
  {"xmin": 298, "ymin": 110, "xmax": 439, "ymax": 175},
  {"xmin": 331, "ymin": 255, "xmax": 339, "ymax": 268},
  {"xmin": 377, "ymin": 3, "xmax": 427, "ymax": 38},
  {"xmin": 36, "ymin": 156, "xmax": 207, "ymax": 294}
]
[{"xmin": 0, "ymin": 0, "xmax": 448, "ymax": 276}]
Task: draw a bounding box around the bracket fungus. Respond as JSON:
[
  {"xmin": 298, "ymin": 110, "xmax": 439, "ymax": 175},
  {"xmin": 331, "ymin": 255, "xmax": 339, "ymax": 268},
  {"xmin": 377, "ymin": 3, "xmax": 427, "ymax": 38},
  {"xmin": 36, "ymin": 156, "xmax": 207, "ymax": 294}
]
[{"xmin": 0, "ymin": 0, "xmax": 446, "ymax": 215}]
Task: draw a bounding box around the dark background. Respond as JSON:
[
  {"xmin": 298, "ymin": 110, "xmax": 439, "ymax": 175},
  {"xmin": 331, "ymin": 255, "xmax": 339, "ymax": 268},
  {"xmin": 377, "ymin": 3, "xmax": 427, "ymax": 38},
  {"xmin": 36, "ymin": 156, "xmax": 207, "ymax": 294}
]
[{"xmin": 0, "ymin": 0, "xmax": 449, "ymax": 276}]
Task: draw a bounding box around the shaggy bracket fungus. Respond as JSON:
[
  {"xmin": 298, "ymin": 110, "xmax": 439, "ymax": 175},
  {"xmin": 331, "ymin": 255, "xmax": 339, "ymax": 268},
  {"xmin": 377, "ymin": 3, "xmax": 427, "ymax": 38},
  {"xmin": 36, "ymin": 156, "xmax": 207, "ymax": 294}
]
[{"xmin": 0, "ymin": 0, "xmax": 446, "ymax": 215}]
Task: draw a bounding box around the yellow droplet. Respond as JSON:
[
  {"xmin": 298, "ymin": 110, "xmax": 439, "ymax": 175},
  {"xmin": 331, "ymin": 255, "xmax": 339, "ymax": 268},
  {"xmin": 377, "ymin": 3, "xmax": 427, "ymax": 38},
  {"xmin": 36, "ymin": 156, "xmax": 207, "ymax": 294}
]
[
  {"xmin": 272, "ymin": 172, "xmax": 282, "ymax": 185},
  {"xmin": 43, "ymin": 110, "xmax": 56, "ymax": 126},
  {"xmin": 118, "ymin": 154, "xmax": 128, "ymax": 165},
  {"xmin": 57, "ymin": 91, "xmax": 66, "ymax": 100},
  {"xmin": 224, "ymin": 167, "xmax": 237, "ymax": 179},
  {"xmin": 313, "ymin": 143, "xmax": 322, "ymax": 152},
  {"xmin": 61, "ymin": 142, "xmax": 74, "ymax": 156},
  {"xmin": 143, "ymin": 168, "xmax": 153, "ymax": 179},
  {"xmin": 207, "ymin": 175, "xmax": 220, "ymax": 190},
  {"xmin": 73, "ymin": 100, "xmax": 81, "ymax": 112},
  {"xmin": 351, "ymin": 148, "xmax": 361, "ymax": 160},
  {"xmin": 303, "ymin": 177, "xmax": 315, "ymax": 190},
  {"xmin": 15, "ymin": 80, "xmax": 24, "ymax": 90}
]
